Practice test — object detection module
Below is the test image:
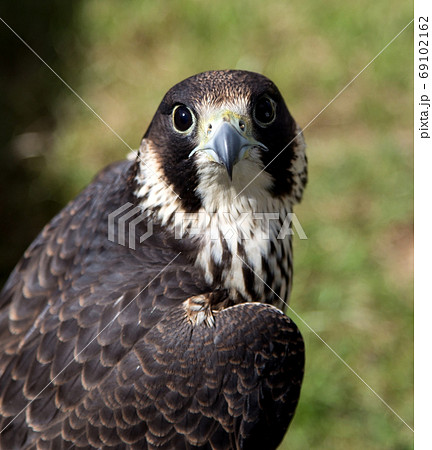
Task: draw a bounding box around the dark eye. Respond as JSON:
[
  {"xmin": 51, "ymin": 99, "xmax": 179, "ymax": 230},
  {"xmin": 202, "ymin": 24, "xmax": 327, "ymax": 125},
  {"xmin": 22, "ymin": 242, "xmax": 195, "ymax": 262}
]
[
  {"xmin": 253, "ymin": 96, "xmax": 276, "ymax": 126},
  {"xmin": 173, "ymin": 105, "xmax": 195, "ymax": 133}
]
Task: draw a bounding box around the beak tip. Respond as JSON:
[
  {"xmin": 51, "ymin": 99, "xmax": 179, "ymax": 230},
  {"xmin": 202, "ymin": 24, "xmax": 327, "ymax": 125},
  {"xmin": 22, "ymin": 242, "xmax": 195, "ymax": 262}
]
[{"xmin": 225, "ymin": 164, "xmax": 233, "ymax": 181}]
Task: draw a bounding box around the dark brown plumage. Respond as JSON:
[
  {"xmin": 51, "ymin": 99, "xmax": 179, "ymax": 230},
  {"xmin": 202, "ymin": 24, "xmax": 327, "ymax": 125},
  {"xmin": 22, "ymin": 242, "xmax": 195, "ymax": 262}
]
[{"xmin": 0, "ymin": 70, "xmax": 306, "ymax": 449}]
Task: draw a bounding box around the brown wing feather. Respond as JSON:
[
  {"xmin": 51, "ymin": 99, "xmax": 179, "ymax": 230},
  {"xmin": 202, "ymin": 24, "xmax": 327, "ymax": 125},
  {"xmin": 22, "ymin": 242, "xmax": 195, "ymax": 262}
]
[{"xmin": 0, "ymin": 161, "xmax": 304, "ymax": 449}]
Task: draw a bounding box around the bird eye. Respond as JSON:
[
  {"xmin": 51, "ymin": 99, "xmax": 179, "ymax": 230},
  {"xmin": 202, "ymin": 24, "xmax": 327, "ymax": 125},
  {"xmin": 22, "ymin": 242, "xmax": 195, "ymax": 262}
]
[
  {"xmin": 253, "ymin": 96, "xmax": 276, "ymax": 127},
  {"xmin": 172, "ymin": 105, "xmax": 195, "ymax": 133}
]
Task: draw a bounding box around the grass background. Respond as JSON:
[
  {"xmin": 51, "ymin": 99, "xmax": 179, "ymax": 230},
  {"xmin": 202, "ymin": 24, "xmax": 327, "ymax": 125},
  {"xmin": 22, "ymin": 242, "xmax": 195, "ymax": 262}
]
[{"xmin": 0, "ymin": 1, "xmax": 413, "ymax": 448}]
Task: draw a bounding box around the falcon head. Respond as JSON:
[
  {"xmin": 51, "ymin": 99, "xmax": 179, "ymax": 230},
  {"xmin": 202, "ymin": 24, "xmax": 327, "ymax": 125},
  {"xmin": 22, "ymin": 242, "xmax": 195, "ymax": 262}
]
[{"xmin": 136, "ymin": 70, "xmax": 307, "ymax": 213}]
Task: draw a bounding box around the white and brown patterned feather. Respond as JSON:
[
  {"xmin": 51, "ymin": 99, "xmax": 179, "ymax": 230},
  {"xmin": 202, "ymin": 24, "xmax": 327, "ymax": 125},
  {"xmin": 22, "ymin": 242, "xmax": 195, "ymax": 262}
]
[
  {"xmin": 0, "ymin": 160, "xmax": 304, "ymax": 449},
  {"xmin": 0, "ymin": 70, "xmax": 306, "ymax": 449}
]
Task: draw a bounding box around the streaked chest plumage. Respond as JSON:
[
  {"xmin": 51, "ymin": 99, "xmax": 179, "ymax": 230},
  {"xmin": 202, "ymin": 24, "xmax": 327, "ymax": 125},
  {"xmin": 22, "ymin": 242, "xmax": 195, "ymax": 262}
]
[{"xmin": 135, "ymin": 154, "xmax": 295, "ymax": 312}]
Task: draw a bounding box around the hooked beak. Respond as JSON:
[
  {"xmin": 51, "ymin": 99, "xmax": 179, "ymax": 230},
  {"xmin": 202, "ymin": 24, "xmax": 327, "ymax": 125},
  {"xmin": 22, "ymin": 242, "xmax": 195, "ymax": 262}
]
[{"xmin": 189, "ymin": 114, "xmax": 268, "ymax": 180}]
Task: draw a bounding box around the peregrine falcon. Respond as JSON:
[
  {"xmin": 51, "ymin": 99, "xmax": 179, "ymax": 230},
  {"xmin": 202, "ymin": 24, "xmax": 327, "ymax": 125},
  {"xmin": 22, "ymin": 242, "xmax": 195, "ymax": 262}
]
[{"xmin": 0, "ymin": 70, "xmax": 307, "ymax": 449}]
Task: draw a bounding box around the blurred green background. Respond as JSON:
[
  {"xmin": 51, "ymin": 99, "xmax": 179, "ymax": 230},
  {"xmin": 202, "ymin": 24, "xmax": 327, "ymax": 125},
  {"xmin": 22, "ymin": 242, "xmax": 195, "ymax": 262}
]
[{"xmin": 0, "ymin": 1, "xmax": 413, "ymax": 448}]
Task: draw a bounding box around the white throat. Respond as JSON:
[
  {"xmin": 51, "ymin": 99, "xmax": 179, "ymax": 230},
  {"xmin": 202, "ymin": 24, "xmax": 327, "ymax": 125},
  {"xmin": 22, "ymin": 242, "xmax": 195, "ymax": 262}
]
[{"xmin": 134, "ymin": 148, "xmax": 294, "ymax": 307}]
